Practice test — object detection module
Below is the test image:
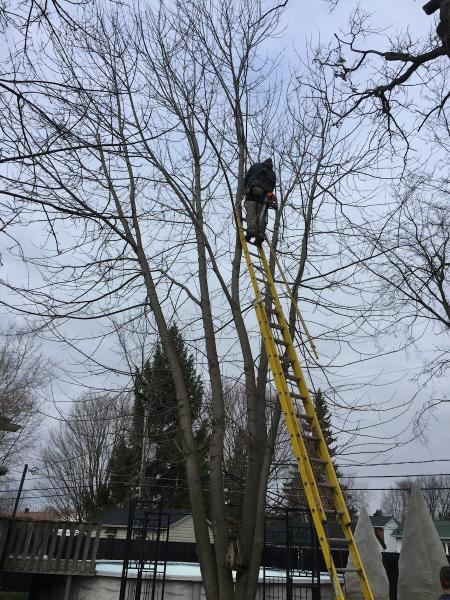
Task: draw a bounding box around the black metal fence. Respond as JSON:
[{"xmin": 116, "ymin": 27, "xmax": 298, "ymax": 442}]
[
  {"xmin": 117, "ymin": 503, "xmax": 324, "ymax": 600},
  {"xmin": 382, "ymin": 552, "xmax": 399, "ymax": 600},
  {"xmin": 119, "ymin": 501, "xmax": 170, "ymax": 600},
  {"xmin": 262, "ymin": 508, "xmax": 321, "ymax": 600}
]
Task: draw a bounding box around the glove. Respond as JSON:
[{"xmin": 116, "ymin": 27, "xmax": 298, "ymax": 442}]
[{"xmin": 265, "ymin": 192, "xmax": 277, "ymax": 210}]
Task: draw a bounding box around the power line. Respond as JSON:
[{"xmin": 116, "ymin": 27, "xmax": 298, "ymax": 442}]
[
  {"xmin": 337, "ymin": 458, "xmax": 450, "ymax": 468},
  {"xmin": 4, "ymin": 469, "xmax": 450, "ymax": 491},
  {"xmin": 344, "ymin": 473, "xmax": 450, "ymax": 479}
]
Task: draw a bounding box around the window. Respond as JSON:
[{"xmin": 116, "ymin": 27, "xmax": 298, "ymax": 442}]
[{"xmin": 104, "ymin": 527, "xmax": 117, "ymax": 539}]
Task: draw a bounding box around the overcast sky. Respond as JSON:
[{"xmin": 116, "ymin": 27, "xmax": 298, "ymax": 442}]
[
  {"xmin": 277, "ymin": 0, "xmax": 449, "ymax": 510},
  {"xmin": 0, "ymin": 0, "xmax": 448, "ymax": 513}
]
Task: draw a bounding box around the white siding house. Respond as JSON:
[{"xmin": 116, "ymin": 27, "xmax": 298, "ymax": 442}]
[
  {"xmin": 369, "ymin": 515, "xmax": 399, "ymax": 552},
  {"xmin": 96, "ymin": 507, "xmax": 212, "ymax": 542}
]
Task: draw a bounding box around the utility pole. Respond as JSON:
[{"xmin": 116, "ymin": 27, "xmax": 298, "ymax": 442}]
[{"xmin": 11, "ymin": 464, "xmax": 28, "ymax": 519}]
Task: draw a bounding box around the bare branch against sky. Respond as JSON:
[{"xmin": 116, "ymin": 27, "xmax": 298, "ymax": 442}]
[{"xmin": 0, "ymin": 1, "xmax": 448, "ymax": 594}]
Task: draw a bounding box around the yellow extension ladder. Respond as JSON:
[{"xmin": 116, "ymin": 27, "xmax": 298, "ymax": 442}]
[{"xmin": 236, "ymin": 210, "xmax": 374, "ymax": 600}]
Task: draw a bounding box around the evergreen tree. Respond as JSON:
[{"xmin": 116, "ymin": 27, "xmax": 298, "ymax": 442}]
[
  {"xmin": 108, "ymin": 325, "xmax": 209, "ymax": 508},
  {"xmin": 108, "ymin": 434, "xmax": 138, "ymax": 506},
  {"xmin": 134, "ymin": 324, "xmax": 209, "ymax": 506},
  {"xmin": 313, "ymin": 389, "xmax": 337, "ymax": 457}
]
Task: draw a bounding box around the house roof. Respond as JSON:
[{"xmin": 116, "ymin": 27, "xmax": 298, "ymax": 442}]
[
  {"xmin": 94, "ymin": 506, "xmax": 192, "ymax": 528},
  {"xmin": 370, "ymin": 515, "xmax": 396, "ymax": 527},
  {"xmin": 0, "ymin": 509, "xmax": 60, "ymax": 521},
  {"xmin": 394, "ymin": 519, "xmax": 450, "ymax": 539}
]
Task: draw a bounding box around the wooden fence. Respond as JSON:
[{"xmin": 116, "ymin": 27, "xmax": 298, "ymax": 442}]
[{"xmin": 0, "ymin": 519, "xmax": 101, "ymax": 575}]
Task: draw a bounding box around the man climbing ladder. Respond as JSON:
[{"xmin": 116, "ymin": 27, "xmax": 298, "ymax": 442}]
[
  {"xmin": 234, "ymin": 203, "xmax": 375, "ymax": 600},
  {"xmin": 244, "ymin": 158, "xmax": 277, "ymax": 246}
]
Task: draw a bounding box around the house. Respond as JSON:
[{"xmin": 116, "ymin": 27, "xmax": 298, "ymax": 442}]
[
  {"xmin": 0, "ymin": 507, "xmax": 60, "ymax": 521},
  {"xmin": 393, "ymin": 519, "xmax": 450, "ymax": 554},
  {"xmin": 369, "ymin": 514, "xmax": 399, "ymax": 552},
  {"xmin": 94, "ymin": 506, "xmax": 213, "ymax": 542}
]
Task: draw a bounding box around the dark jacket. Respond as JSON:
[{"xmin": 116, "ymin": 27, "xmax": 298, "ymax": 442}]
[
  {"xmin": 439, "ymin": 595, "xmax": 450, "ymax": 599},
  {"xmin": 244, "ymin": 159, "xmax": 276, "ymax": 194}
]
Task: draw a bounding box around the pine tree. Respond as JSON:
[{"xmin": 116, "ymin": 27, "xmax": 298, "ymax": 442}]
[
  {"xmin": 134, "ymin": 324, "xmax": 209, "ymax": 506},
  {"xmin": 312, "ymin": 389, "xmax": 337, "ymax": 458},
  {"xmin": 108, "ymin": 434, "xmax": 138, "ymax": 506},
  {"xmin": 108, "ymin": 324, "xmax": 209, "ymax": 508}
]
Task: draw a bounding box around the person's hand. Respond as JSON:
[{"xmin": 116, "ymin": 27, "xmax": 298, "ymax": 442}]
[{"xmin": 265, "ymin": 192, "xmax": 277, "ymax": 209}]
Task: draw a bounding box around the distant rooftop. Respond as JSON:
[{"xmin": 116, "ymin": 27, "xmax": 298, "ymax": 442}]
[
  {"xmin": 394, "ymin": 519, "xmax": 450, "ymax": 538},
  {"xmin": 0, "ymin": 509, "xmax": 60, "ymax": 521},
  {"xmin": 370, "ymin": 515, "xmax": 396, "ymax": 527},
  {"xmin": 94, "ymin": 506, "xmax": 192, "ymax": 527}
]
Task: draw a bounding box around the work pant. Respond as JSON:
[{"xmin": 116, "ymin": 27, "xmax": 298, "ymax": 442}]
[{"xmin": 245, "ymin": 197, "xmax": 267, "ymax": 240}]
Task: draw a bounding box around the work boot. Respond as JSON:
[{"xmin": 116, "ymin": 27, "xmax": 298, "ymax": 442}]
[
  {"xmin": 255, "ymin": 236, "xmax": 264, "ymax": 247},
  {"xmin": 245, "ymin": 232, "xmax": 254, "ymax": 243}
]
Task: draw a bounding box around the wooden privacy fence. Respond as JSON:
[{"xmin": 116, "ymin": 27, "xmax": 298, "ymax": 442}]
[{"xmin": 0, "ymin": 519, "xmax": 101, "ymax": 575}]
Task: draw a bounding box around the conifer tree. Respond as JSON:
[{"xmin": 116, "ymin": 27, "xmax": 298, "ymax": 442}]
[
  {"xmin": 109, "ymin": 324, "xmax": 209, "ymax": 507},
  {"xmin": 312, "ymin": 389, "xmax": 337, "ymax": 458},
  {"xmin": 133, "ymin": 325, "xmax": 209, "ymax": 507},
  {"xmin": 108, "ymin": 434, "xmax": 137, "ymax": 506}
]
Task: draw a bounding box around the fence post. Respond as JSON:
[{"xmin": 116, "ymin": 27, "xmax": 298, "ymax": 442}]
[
  {"xmin": 285, "ymin": 507, "xmax": 292, "ymax": 600},
  {"xmin": 119, "ymin": 497, "xmax": 137, "ymax": 600}
]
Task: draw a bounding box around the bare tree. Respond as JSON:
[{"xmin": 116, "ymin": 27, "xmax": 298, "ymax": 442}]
[
  {"xmin": 40, "ymin": 392, "xmax": 130, "ymax": 520},
  {"xmin": 347, "ymin": 171, "xmax": 450, "ymax": 423},
  {"xmin": 382, "ymin": 475, "xmax": 450, "ymax": 521},
  {"xmin": 416, "ymin": 474, "xmax": 450, "ymax": 519},
  {"xmin": 381, "ymin": 480, "xmax": 411, "ymax": 522},
  {"xmin": 0, "ymin": 1, "xmax": 432, "ymax": 598},
  {"xmin": 0, "ymin": 328, "xmax": 49, "ymax": 477},
  {"xmin": 320, "ymin": 5, "xmax": 449, "ymax": 138},
  {"xmin": 0, "ymin": 3, "xmax": 291, "ymax": 596}
]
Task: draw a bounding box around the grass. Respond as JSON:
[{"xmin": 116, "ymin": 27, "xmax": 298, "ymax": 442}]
[{"xmin": 0, "ymin": 593, "xmax": 29, "ymax": 600}]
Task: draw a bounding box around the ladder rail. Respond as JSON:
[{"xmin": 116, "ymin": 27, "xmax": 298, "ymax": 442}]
[
  {"xmin": 264, "ymin": 234, "xmax": 319, "ymax": 361},
  {"xmin": 257, "ymin": 245, "xmax": 346, "ymax": 599},
  {"xmin": 258, "ymin": 246, "xmax": 375, "ymax": 600},
  {"xmin": 235, "ymin": 207, "xmax": 375, "ymax": 600}
]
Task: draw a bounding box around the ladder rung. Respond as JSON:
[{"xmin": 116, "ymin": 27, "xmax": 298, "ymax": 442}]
[
  {"xmin": 266, "ymin": 308, "xmax": 279, "ymax": 316},
  {"xmin": 310, "ymin": 457, "xmax": 328, "ymax": 465},
  {"xmin": 290, "ymin": 392, "xmax": 307, "ymax": 401},
  {"xmin": 273, "ymin": 337, "xmax": 288, "ymax": 347},
  {"xmin": 328, "ymin": 537, "xmax": 351, "ymax": 545},
  {"xmin": 296, "ymin": 412, "xmax": 312, "ymax": 422},
  {"xmin": 317, "ymin": 481, "xmax": 335, "ymax": 489},
  {"xmin": 304, "ymin": 435, "xmax": 319, "ymax": 443},
  {"xmin": 285, "ymin": 373, "xmax": 300, "ymax": 382},
  {"xmin": 280, "ymin": 355, "xmax": 294, "ymax": 363},
  {"xmin": 324, "ymin": 508, "xmax": 344, "ymax": 516},
  {"xmin": 269, "ymin": 322, "xmax": 283, "ymax": 331},
  {"xmin": 248, "ymin": 251, "xmax": 260, "ymax": 259},
  {"xmin": 336, "ymin": 567, "xmax": 360, "ymax": 573},
  {"xmin": 255, "ymin": 277, "xmax": 267, "ymax": 284}
]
